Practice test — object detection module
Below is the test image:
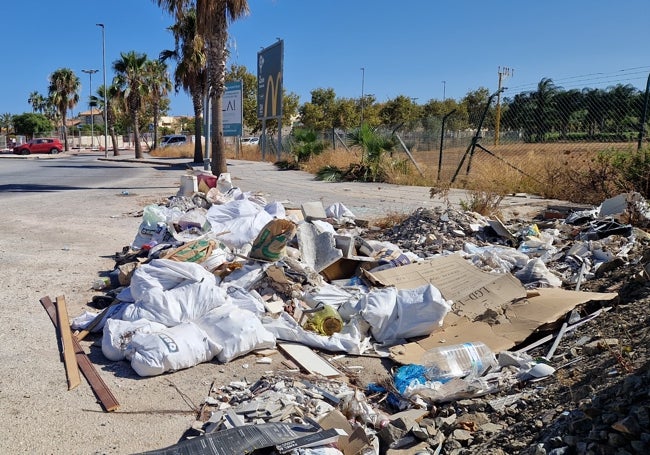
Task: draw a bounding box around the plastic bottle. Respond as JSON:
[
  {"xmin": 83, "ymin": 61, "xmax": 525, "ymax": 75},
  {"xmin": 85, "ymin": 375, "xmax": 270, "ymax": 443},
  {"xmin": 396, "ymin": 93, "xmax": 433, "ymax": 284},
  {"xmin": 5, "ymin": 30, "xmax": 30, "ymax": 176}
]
[
  {"xmin": 421, "ymin": 342, "xmax": 497, "ymax": 382},
  {"xmin": 92, "ymin": 277, "xmax": 111, "ymax": 291}
]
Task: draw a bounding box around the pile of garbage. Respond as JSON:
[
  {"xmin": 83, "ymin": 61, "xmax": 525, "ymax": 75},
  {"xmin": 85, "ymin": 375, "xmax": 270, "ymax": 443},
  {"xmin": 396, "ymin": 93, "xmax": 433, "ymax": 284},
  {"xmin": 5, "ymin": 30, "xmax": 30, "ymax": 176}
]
[{"xmin": 73, "ymin": 172, "xmax": 650, "ymax": 454}]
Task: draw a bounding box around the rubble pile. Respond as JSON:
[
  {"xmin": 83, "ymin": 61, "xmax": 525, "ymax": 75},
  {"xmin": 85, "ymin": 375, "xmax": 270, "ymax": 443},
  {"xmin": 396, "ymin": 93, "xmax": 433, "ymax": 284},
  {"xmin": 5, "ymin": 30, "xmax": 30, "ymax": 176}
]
[{"xmin": 71, "ymin": 175, "xmax": 650, "ymax": 454}]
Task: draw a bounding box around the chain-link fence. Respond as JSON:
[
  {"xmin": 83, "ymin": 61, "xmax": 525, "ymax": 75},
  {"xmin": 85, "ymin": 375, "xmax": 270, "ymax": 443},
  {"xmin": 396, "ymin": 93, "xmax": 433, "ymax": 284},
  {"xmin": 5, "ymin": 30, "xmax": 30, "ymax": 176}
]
[
  {"xmin": 424, "ymin": 81, "xmax": 648, "ymax": 186},
  {"xmin": 313, "ymin": 76, "xmax": 650, "ymax": 193}
]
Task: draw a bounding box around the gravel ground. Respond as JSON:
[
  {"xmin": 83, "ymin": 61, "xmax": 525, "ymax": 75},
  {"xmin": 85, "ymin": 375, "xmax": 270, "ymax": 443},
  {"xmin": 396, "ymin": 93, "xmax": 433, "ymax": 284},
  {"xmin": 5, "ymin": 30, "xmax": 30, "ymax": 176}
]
[{"xmin": 1, "ymin": 155, "xmax": 647, "ymax": 454}]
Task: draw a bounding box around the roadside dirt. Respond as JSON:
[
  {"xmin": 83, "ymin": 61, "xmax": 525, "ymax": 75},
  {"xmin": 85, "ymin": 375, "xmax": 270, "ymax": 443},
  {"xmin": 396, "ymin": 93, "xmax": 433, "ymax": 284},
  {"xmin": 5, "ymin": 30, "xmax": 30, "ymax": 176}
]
[{"xmin": 1, "ymin": 157, "xmax": 647, "ymax": 454}]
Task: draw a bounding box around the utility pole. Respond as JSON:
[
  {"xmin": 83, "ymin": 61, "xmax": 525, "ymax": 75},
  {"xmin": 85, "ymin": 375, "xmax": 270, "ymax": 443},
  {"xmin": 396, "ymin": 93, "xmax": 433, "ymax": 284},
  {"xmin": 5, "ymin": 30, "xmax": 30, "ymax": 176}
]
[
  {"xmin": 82, "ymin": 69, "xmax": 99, "ymax": 149},
  {"xmin": 442, "ymin": 80, "xmax": 446, "ymax": 101},
  {"xmin": 96, "ymin": 23, "xmax": 108, "ymax": 157},
  {"xmin": 360, "ymin": 67, "xmax": 365, "ymax": 126},
  {"xmin": 494, "ymin": 66, "xmax": 513, "ymax": 146}
]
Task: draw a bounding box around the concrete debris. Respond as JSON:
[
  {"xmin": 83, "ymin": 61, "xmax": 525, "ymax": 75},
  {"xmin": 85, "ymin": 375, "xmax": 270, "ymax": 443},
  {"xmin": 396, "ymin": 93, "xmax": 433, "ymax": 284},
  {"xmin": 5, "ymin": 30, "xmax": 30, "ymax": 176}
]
[{"xmin": 74, "ymin": 174, "xmax": 650, "ymax": 454}]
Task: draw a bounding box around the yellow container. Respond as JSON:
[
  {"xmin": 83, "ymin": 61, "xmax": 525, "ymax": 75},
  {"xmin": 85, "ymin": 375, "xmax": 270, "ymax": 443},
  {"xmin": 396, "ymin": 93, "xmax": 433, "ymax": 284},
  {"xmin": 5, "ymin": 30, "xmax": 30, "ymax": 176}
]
[{"xmin": 304, "ymin": 304, "xmax": 343, "ymax": 336}]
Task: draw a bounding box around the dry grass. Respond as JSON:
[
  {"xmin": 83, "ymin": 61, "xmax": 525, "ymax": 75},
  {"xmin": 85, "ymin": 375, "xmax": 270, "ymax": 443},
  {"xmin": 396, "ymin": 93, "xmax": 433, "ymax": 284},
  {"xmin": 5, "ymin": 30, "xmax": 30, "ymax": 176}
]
[
  {"xmin": 370, "ymin": 212, "xmax": 411, "ymax": 229},
  {"xmin": 149, "ymin": 143, "xmax": 276, "ymax": 163},
  {"xmin": 149, "ymin": 139, "xmax": 641, "ymax": 208},
  {"xmin": 149, "ymin": 144, "xmax": 195, "ymax": 159},
  {"xmin": 300, "ymin": 148, "xmax": 360, "ymax": 174}
]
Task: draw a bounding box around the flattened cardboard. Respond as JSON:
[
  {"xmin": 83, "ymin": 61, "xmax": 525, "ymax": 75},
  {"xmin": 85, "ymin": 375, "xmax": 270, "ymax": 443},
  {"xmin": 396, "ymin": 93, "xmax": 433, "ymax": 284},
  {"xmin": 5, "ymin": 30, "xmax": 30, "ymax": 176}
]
[
  {"xmin": 390, "ymin": 287, "xmax": 618, "ymax": 365},
  {"xmin": 363, "ymin": 253, "xmax": 527, "ymax": 318},
  {"xmin": 319, "ymin": 409, "xmax": 372, "ymax": 455}
]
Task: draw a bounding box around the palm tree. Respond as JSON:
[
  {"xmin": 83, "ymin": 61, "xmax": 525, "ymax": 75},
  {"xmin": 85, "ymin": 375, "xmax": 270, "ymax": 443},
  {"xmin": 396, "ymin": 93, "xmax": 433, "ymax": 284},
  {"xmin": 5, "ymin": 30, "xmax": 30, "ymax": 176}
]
[
  {"xmin": 533, "ymin": 78, "xmax": 559, "ymax": 142},
  {"xmin": 48, "ymin": 68, "xmax": 80, "ymax": 151},
  {"xmin": 346, "ymin": 123, "xmax": 396, "ymax": 182},
  {"xmin": 93, "ymin": 83, "xmax": 124, "ymax": 156},
  {"xmin": 113, "ymin": 51, "xmax": 149, "ymax": 159},
  {"xmin": 28, "ymin": 91, "xmax": 45, "ymax": 113},
  {"xmin": 144, "ymin": 60, "xmax": 172, "ymax": 150},
  {"xmin": 42, "ymin": 96, "xmax": 59, "ymax": 126},
  {"xmin": 155, "ymin": 0, "xmax": 250, "ymax": 174},
  {"xmin": 160, "ymin": 7, "xmax": 207, "ymax": 164},
  {"xmin": 0, "ymin": 113, "xmax": 12, "ymax": 135}
]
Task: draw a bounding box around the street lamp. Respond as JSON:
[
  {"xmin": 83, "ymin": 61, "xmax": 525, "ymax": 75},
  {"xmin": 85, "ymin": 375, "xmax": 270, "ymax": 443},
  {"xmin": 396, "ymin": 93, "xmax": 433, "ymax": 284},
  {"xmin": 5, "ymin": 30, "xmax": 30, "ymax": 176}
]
[
  {"xmin": 360, "ymin": 67, "xmax": 365, "ymax": 125},
  {"xmin": 82, "ymin": 69, "xmax": 99, "ymax": 149},
  {"xmin": 96, "ymin": 23, "xmax": 108, "ymax": 157}
]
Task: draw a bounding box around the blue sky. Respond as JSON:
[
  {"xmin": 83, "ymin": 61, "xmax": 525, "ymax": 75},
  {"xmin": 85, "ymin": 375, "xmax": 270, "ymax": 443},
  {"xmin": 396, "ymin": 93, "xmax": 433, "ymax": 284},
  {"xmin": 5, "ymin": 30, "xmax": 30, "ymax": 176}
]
[{"xmin": 4, "ymin": 0, "xmax": 650, "ymax": 117}]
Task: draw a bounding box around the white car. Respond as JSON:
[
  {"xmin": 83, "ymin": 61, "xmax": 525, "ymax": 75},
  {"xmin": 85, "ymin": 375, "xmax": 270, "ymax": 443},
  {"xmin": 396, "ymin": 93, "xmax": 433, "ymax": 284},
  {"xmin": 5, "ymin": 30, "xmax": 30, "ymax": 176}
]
[
  {"xmin": 241, "ymin": 137, "xmax": 259, "ymax": 146},
  {"xmin": 160, "ymin": 134, "xmax": 188, "ymax": 147}
]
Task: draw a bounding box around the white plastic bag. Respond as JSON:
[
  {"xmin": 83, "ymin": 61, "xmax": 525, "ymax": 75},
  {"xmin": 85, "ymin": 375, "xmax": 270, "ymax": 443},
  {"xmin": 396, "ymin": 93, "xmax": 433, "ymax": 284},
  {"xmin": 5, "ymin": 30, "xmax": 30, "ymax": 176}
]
[
  {"xmin": 128, "ymin": 322, "xmax": 221, "ymax": 377},
  {"xmin": 102, "ymin": 318, "xmax": 167, "ymax": 361},
  {"xmin": 361, "ymin": 284, "xmax": 451, "ymax": 343},
  {"xmin": 206, "ymin": 199, "xmax": 275, "ymax": 249},
  {"xmin": 262, "ymin": 312, "xmax": 366, "ymax": 355},
  {"xmin": 132, "ymin": 204, "xmax": 180, "ymax": 249},
  {"xmin": 195, "ymin": 304, "xmax": 276, "ymax": 363},
  {"xmin": 121, "ymin": 259, "xmax": 229, "ymax": 326}
]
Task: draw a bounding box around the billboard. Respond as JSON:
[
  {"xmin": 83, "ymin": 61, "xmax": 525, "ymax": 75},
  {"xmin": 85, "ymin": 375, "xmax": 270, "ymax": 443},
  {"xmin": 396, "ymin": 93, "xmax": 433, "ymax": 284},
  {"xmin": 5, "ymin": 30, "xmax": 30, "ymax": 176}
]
[
  {"xmin": 223, "ymin": 80, "xmax": 243, "ymax": 137},
  {"xmin": 257, "ymin": 40, "xmax": 283, "ymax": 120}
]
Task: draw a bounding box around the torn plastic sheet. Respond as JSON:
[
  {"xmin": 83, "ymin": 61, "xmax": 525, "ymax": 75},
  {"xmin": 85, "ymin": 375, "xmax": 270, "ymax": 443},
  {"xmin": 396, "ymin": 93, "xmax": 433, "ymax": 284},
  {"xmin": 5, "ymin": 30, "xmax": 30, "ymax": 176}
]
[
  {"xmin": 517, "ymin": 230, "xmax": 558, "ymax": 259},
  {"xmin": 360, "ymin": 284, "xmax": 452, "ymax": 344},
  {"xmin": 301, "ymin": 282, "xmax": 362, "ymax": 313},
  {"xmin": 70, "ymin": 304, "xmax": 126, "ymax": 332},
  {"xmin": 221, "ymin": 261, "xmax": 270, "ymax": 290},
  {"xmin": 224, "ymin": 285, "xmax": 266, "ymax": 316},
  {"xmin": 325, "ymin": 202, "xmax": 356, "ymax": 223},
  {"xmin": 262, "ymin": 312, "xmax": 368, "ymax": 355},
  {"xmin": 462, "ymin": 242, "xmax": 529, "ymax": 273},
  {"xmin": 120, "ymin": 259, "xmax": 229, "ymax": 327},
  {"xmin": 515, "ymin": 258, "xmax": 563, "ymax": 288}
]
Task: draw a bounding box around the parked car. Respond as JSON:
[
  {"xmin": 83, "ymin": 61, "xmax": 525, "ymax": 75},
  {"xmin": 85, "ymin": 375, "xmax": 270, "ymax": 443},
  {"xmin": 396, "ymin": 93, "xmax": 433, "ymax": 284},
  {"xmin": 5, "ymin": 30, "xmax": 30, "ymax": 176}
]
[
  {"xmin": 13, "ymin": 138, "xmax": 63, "ymax": 155},
  {"xmin": 241, "ymin": 137, "xmax": 260, "ymax": 146},
  {"xmin": 160, "ymin": 134, "xmax": 188, "ymax": 148}
]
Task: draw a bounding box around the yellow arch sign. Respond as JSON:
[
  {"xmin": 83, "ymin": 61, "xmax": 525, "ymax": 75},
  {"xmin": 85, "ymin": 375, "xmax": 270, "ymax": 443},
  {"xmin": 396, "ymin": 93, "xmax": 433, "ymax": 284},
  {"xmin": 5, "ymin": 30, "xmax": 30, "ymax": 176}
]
[{"xmin": 264, "ymin": 72, "xmax": 283, "ymax": 118}]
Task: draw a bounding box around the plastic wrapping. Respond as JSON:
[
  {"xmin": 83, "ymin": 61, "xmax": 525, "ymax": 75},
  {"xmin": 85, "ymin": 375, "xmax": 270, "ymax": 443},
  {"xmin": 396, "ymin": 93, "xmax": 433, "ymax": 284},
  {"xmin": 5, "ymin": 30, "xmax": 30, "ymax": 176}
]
[{"xmin": 421, "ymin": 342, "xmax": 497, "ymax": 382}]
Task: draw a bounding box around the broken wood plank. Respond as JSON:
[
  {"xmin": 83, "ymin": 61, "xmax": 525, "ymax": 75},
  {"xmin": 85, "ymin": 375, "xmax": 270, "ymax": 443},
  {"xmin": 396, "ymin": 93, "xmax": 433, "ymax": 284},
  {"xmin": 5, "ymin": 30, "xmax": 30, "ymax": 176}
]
[
  {"xmin": 74, "ymin": 302, "xmax": 117, "ymax": 342},
  {"xmin": 55, "ymin": 296, "xmax": 81, "ymax": 390},
  {"xmin": 40, "ymin": 296, "xmax": 120, "ymax": 412},
  {"xmin": 278, "ymin": 343, "xmax": 342, "ymax": 378}
]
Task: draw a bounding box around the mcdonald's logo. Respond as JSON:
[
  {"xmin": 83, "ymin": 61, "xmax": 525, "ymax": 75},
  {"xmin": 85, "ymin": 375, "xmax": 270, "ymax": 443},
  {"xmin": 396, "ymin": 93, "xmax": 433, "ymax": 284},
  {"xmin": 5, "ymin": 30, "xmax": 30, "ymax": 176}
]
[{"xmin": 264, "ymin": 72, "xmax": 282, "ymax": 118}]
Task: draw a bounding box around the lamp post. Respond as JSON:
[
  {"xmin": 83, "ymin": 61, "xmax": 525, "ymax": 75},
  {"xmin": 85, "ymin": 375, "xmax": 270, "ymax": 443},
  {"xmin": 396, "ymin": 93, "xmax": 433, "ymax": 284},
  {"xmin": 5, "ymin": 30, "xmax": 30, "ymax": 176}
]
[
  {"xmin": 360, "ymin": 67, "xmax": 365, "ymax": 125},
  {"xmin": 82, "ymin": 69, "xmax": 99, "ymax": 149},
  {"xmin": 96, "ymin": 23, "xmax": 108, "ymax": 157}
]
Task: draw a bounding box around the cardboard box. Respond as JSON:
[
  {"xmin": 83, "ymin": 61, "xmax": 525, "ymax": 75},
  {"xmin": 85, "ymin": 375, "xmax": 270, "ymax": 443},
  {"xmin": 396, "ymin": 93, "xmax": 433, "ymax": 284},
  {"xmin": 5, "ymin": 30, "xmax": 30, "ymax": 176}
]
[{"xmin": 360, "ymin": 253, "xmax": 617, "ymax": 364}]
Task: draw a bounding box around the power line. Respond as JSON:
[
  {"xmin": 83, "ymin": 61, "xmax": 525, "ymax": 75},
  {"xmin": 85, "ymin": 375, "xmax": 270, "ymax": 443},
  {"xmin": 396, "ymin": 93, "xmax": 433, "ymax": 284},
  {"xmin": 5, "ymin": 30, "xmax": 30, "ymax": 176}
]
[{"xmin": 507, "ymin": 66, "xmax": 650, "ymax": 93}]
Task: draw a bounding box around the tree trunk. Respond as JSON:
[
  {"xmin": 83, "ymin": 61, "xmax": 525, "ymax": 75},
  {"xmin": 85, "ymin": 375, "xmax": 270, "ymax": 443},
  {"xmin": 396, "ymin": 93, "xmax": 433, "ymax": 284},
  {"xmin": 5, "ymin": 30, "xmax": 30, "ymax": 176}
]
[
  {"xmin": 210, "ymin": 93, "xmax": 227, "ymax": 175},
  {"xmin": 108, "ymin": 111, "xmax": 120, "ymax": 156},
  {"xmin": 110, "ymin": 126, "xmax": 120, "ymax": 156},
  {"xmin": 193, "ymin": 100, "xmax": 203, "ymax": 164},
  {"xmin": 208, "ymin": 20, "xmax": 228, "ymax": 176},
  {"xmin": 62, "ymin": 108, "xmax": 69, "ymax": 151},
  {"xmin": 133, "ymin": 112, "xmax": 142, "ymax": 159},
  {"xmin": 152, "ymin": 102, "xmax": 159, "ymax": 151}
]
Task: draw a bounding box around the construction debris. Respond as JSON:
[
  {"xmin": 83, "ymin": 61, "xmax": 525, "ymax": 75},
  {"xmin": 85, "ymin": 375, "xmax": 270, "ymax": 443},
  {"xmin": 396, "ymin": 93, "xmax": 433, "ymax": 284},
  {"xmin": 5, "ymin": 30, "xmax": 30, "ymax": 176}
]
[{"xmin": 60, "ymin": 173, "xmax": 650, "ymax": 453}]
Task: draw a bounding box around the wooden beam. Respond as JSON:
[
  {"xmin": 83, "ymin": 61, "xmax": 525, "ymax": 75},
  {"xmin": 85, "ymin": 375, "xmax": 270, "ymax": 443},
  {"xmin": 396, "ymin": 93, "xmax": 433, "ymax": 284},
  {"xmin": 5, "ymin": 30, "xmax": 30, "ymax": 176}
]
[
  {"xmin": 40, "ymin": 296, "xmax": 120, "ymax": 412},
  {"xmin": 73, "ymin": 302, "xmax": 116, "ymax": 342},
  {"xmin": 55, "ymin": 296, "xmax": 81, "ymax": 390}
]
